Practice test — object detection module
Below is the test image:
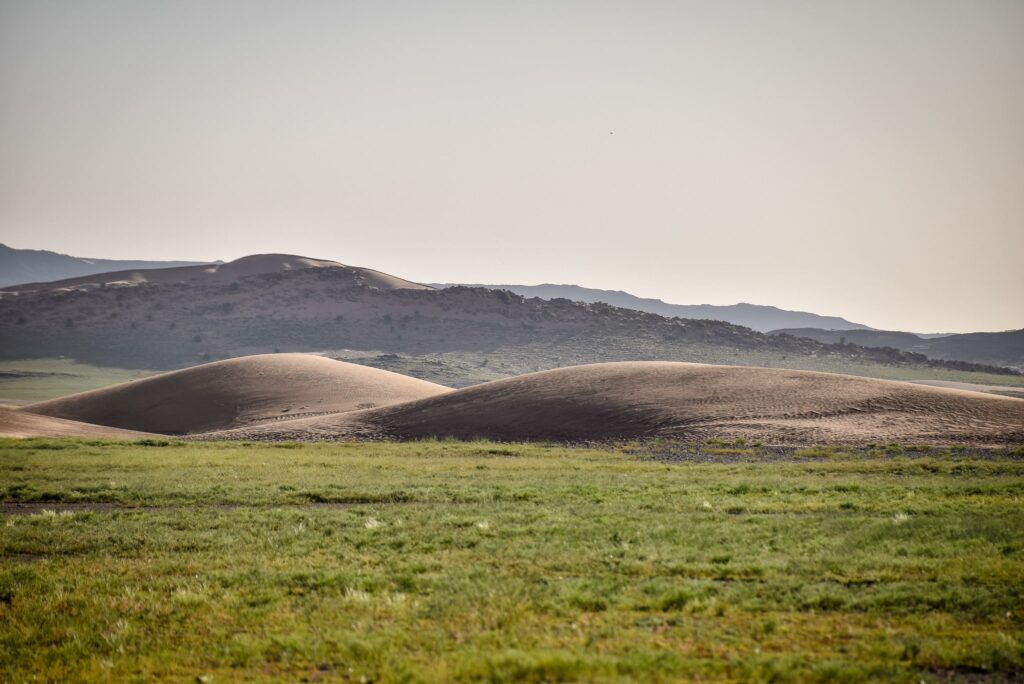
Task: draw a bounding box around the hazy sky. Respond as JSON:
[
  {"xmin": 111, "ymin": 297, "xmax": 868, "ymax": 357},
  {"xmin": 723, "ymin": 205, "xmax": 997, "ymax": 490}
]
[{"xmin": 1, "ymin": 1, "xmax": 1021, "ymax": 332}]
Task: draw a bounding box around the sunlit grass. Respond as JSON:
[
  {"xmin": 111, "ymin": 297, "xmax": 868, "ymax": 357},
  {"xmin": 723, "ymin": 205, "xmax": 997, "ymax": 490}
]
[{"xmin": 1, "ymin": 439, "xmax": 1022, "ymax": 681}]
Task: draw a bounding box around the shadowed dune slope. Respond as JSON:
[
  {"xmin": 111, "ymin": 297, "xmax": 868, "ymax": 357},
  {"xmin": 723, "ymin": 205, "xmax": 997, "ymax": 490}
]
[
  {"xmin": 209, "ymin": 362, "xmax": 1024, "ymax": 445},
  {"xmin": 0, "ymin": 407, "xmax": 150, "ymax": 439},
  {"xmin": 22, "ymin": 354, "xmax": 451, "ymax": 435}
]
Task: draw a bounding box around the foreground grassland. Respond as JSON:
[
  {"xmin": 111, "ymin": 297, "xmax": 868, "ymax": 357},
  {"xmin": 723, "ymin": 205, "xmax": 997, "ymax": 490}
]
[{"xmin": 1, "ymin": 440, "xmax": 1023, "ymax": 682}]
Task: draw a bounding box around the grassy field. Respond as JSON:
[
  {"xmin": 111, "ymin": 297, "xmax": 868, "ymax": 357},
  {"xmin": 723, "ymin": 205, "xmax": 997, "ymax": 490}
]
[
  {"xmin": 0, "ymin": 358, "xmax": 156, "ymax": 403},
  {"xmin": 1, "ymin": 440, "xmax": 1023, "ymax": 682}
]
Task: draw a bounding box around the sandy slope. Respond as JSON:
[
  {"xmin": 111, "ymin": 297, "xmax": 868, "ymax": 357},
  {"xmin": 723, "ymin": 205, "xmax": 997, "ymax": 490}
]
[
  {"xmin": 207, "ymin": 362, "xmax": 1024, "ymax": 445},
  {"xmin": 22, "ymin": 354, "xmax": 450, "ymax": 435},
  {"xmin": 907, "ymin": 379, "xmax": 1024, "ymax": 397},
  {"xmin": 0, "ymin": 406, "xmax": 149, "ymax": 439},
  {"xmin": 1, "ymin": 253, "xmax": 431, "ymax": 292}
]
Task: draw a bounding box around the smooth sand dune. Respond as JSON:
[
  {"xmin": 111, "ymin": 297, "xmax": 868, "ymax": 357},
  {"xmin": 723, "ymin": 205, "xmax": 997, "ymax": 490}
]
[
  {"xmin": 0, "ymin": 406, "xmax": 150, "ymax": 439},
  {"xmin": 1, "ymin": 253, "xmax": 432, "ymax": 292},
  {"xmin": 208, "ymin": 362, "xmax": 1024, "ymax": 445},
  {"xmin": 22, "ymin": 354, "xmax": 451, "ymax": 435}
]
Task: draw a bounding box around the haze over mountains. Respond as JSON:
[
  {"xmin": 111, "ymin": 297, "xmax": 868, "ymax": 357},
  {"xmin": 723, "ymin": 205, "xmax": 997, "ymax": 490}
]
[
  {"xmin": 3, "ymin": 252, "xmax": 429, "ymax": 294},
  {"xmin": 0, "ymin": 251, "xmax": 1017, "ymax": 384},
  {"xmin": 771, "ymin": 328, "xmax": 1024, "ymax": 372},
  {"xmin": 434, "ymin": 283, "xmax": 871, "ymax": 333},
  {"xmin": 0, "ymin": 244, "xmax": 948, "ymax": 335},
  {"xmin": 429, "ymin": 285, "xmax": 1023, "ymax": 371},
  {"xmin": 0, "ymin": 243, "xmax": 208, "ymax": 288}
]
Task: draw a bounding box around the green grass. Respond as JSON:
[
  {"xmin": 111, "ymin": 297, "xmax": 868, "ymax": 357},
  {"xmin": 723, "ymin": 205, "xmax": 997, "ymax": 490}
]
[
  {"xmin": 0, "ymin": 358, "xmax": 157, "ymax": 403},
  {"xmin": 2, "ymin": 439, "xmax": 1023, "ymax": 681}
]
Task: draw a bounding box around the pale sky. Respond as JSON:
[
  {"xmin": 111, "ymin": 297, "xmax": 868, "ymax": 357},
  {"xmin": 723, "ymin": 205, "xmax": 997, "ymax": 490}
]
[{"xmin": 1, "ymin": 0, "xmax": 1021, "ymax": 333}]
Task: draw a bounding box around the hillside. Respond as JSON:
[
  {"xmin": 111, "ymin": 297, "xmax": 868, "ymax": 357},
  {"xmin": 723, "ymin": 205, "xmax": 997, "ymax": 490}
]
[
  {"xmin": 771, "ymin": 328, "xmax": 1024, "ymax": 370},
  {"xmin": 23, "ymin": 354, "xmax": 450, "ymax": 434},
  {"xmin": 9, "ymin": 357, "xmax": 1020, "ymax": 445},
  {"xmin": 770, "ymin": 328, "xmax": 928, "ymax": 351},
  {"xmin": 0, "ymin": 243, "xmax": 208, "ymax": 288},
  {"xmin": 2, "ymin": 252, "xmax": 431, "ymax": 293},
  {"xmin": 434, "ymin": 283, "xmax": 871, "ymax": 332},
  {"xmin": 207, "ymin": 362, "xmax": 1024, "ymax": 445},
  {"xmin": 0, "ymin": 255, "xmax": 1016, "ymax": 384},
  {"xmin": 923, "ymin": 330, "xmax": 1024, "ymax": 370},
  {"xmin": 0, "ymin": 406, "xmax": 150, "ymax": 438}
]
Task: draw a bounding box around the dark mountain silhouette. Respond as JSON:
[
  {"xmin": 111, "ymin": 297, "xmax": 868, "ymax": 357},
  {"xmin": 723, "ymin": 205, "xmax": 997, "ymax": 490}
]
[
  {"xmin": 0, "ymin": 243, "xmax": 210, "ymax": 288},
  {"xmin": 923, "ymin": 330, "xmax": 1024, "ymax": 369},
  {"xmin": 1, "ymin": 254, "xmax": 1016, "ymax": 382},
  {"xmin": 2, "ymin": 252, "xmax": 430, "ymax": 293},
  {"xmin": 770, "ymin": 328, "xmax": 928, "ymax": 351},
  {"xmin": 431, "ymin": 283, "xmax": 871, "ymax": 332},
  {"xmin": 771, "ymin": 328, "xmax": 1024, "ymax": 371}
]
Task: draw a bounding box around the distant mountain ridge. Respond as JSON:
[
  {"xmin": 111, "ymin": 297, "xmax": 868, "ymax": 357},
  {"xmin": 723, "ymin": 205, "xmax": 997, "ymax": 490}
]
[
  {"xmin": 3, "ymin": 248, "xmax": 1017, "ymax": 379},
  {"xmin": 0, "ymin": 243, "xmax": 211, "ymax": 288},
  {"xmin": 2, "ymin": 253, "xmax": 1013, "ymax": 383},
  {"xmin": 770, "ymin": 328, "xmax": 1024, "ymax": 371},
  {"xmin": 2, "ymin": 252, "xmax": 430, "ymax": 293},
  {"xmin": 430, "ymin": 283, "xmax": 872, "ymax": 333}
]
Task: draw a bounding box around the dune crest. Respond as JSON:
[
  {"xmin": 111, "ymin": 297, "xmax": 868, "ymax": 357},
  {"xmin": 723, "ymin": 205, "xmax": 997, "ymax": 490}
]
[
  {"xmin": 208, "ymin": 362, "xmax": 1024, "ymax": 445},
  {"xmin": 22, "ymin": 353, "xmax": 451, "ymax": 435}
]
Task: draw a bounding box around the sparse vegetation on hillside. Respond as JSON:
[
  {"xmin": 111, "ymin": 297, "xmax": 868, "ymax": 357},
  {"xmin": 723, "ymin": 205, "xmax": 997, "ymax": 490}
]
[
  {"xmin": 771, "ymin": 327, "xmax": 1024, "ymax": 371},
  {"xmin": 1, "ymin": 439, "xmax": 1022, "ymax": 681},
  {"xmin": 332, "ymin": 343, "xmax": 1024, "ymax": 390},
  {"xmin": 0, "ymin": 269, "xmax": 1017, "ymax": 385}
]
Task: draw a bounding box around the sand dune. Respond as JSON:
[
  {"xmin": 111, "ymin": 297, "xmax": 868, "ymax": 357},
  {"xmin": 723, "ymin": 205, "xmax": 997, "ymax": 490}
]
[
  {"xmin": 0, "ymin": 406, "xmax": 149, "ymax": 439},
  {"xmin": 2, "ymin": 253, "xmax": 431, "ymax": 293},
  {"xmin": 208, "ymin": 362, "xmax": 1024, "ymax": 445},
  {"xmin": 22, "ymin": 354, "xmax": 450, "ymax": 435}
]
